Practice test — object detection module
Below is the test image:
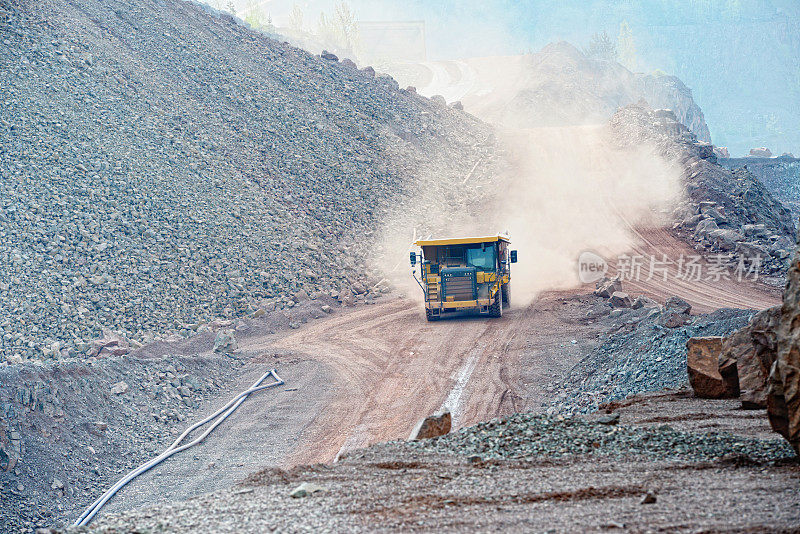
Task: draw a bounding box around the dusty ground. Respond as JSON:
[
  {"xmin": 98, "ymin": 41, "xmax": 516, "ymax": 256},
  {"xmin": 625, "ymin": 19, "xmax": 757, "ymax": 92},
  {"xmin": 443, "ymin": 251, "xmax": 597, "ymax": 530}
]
[
  {"xmin": 264, "ymin": 236, "xmax": 779, "ymax": 466},
  {"xmin": 100, "ymin": 355, "xmax": 336, "ymax": 518},
  {"xmin": 91, "ymin": 267, "xmax": 781, "ymax": 522},
  {"xmin": 87, "ymin": 393, "xmax": 799, "ymax": 533},
  {"xmin": 37, "ymin": 221, "xmax": 782, "ymax": 530}
]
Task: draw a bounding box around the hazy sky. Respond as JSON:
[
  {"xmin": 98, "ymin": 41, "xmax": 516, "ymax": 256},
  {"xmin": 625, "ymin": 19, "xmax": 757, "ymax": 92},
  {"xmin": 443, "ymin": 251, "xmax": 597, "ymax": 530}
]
[{"xmin": 231, "ymin": 0, "xmax": 800, "ymax": 155}]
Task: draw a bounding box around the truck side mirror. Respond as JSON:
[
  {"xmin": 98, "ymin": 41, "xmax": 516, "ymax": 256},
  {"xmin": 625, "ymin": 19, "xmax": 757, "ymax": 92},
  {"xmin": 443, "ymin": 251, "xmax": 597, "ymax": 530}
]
[
  {"xmin": 510, "ymin": 250, "xmax": 518, "ymax": 263},
  {"xmin": 410, "ymin": 251, "xmax": 417, "ymax": 266}
]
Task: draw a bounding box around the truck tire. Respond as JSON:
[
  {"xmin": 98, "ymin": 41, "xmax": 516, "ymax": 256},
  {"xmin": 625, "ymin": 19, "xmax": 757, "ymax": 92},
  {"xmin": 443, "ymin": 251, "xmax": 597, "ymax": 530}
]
[
  {"xmin": 425, "ymin": 308, "xmax": 438, "ymax": 322},
  {"xmin": 502, "ymin": 282, "xmax": 510, "ymax": 306},
  {"xmin": 489, "ymin": 292, "xmax": 503, "ymax": 318}
]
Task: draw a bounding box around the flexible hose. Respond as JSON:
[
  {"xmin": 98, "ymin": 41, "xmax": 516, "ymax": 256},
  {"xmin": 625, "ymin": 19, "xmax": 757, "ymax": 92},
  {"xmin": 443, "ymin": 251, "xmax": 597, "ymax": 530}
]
[{"xmin": 74, "ymin": 368, "xmax": 284, "ymax": 526}]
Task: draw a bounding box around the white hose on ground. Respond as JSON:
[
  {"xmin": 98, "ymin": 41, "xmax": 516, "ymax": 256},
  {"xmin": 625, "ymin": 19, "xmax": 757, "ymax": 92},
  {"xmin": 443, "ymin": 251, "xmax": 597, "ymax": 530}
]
[{"xmin": 73, "ymin": 368, "xmax": 284, "ymax": 527}]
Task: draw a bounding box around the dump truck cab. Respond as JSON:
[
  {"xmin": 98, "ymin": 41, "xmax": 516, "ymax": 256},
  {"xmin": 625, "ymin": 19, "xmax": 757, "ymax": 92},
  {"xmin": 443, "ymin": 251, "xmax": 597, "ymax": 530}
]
[{"xmin": 411, "ymin": 235, "xmax": 517, "ymax": 321}]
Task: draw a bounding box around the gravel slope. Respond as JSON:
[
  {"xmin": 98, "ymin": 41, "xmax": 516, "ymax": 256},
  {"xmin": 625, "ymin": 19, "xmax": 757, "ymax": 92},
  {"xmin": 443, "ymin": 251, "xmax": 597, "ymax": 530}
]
[{"xmin": 0, "ymin": 0, "xmax": 496, "ymax": 363}]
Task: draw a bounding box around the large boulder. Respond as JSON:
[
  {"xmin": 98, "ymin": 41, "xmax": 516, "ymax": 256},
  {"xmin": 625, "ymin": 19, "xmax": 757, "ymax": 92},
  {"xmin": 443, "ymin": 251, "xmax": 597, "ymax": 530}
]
[
  {"xmin": 693, "ymin": 217, "xmax": 718, "ymax": 237},
  {"xmin": 631, "ymin": 295, "xmax": 659, "ymax": 309},
  {"xmin": 719, "ymin": 306, "xmax": 781, "ymax": 408},
  {"xmin": 660, "ymin": 296, "xmax": 692, "ymax": 328},
  {"xmin": 708, "ymin": 229, "xmax": 745, "ymax": 251},
  {"xmin": 320, "ymin": 50, "xmax": 338, "ymax": 62},
  {"xmin": 687, "ymin": 336, "xmax": 739, "ymax": 398},
  {"xmin": 768, "ymin": 242, "xmax": 800, "ymax": 454},
  {"xmin": 660, "ymin": 311, "xmax": 690, "ymax": 328},
  {"xmin": 430, "ymin": 94, "xmax": 447, "ymax": 107},
  {"xmin": 89, "ymin": 329, "xmax": 131, "ymax": 358},
  {"xmin": 409, "ymin": 411, "xmax": 451, "ymax": 440}
]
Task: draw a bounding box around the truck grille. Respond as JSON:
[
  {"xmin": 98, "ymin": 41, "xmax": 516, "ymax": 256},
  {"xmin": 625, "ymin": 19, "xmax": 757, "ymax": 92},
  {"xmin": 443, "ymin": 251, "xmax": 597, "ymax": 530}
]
[{"xmin": 441, "ymin": 267, "xmax": 477, "ymax": 301}]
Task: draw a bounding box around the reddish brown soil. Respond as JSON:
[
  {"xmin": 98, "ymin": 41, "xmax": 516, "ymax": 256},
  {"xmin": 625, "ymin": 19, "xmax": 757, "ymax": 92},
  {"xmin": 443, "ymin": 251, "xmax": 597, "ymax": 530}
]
[{"xmin": 238, "ymin": 228, "xmax": 780, "ymax": 467}]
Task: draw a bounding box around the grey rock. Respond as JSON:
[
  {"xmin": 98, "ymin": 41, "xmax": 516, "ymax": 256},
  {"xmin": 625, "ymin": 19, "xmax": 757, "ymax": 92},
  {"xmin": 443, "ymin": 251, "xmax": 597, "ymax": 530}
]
[
  {"xmin": 597, "ymin": 413, "xmax": 620, "ymax": 425},
  {"xmin": 320, "ymin": 50, "xmax": 338, "ymax": 62},
  {"xmin": 110, "ymin": 381, "xmax": 129, "ymax": 395},
  {"xmin": 290, "ymin": 482, "xmax": 325, "ymax": 498},
  {"xmin": 609, "ymin": 292, "xmax": 631, "ymax": 309},
  {"xmin": 631, "ymin": 295, "xmax": 659, "ymax": 310},
  {"xmin": 351, "ymin": 282, "xmax": 366, "ymax": 295},
  {"xmin": 595, "ymin": 277, "xmax": 622, "ymax": 299},
  {"xmin": 213, "ymin": 330, "xmax": 237, "ymax": 353},
  {"xmin": 707, "ymin": 229, "xmax": 744, "ymax": 251},
  {"xmin": 664, "ymin": 296, "xmax": 692, "ymax": 315},
  {"xmin": 694, "ymin": 217, "xmax": 719, "ymax": 237}
]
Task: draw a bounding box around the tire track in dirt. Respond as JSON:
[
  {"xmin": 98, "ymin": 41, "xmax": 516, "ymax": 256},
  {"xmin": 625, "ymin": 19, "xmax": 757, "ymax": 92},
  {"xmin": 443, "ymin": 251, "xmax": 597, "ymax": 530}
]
[
  {"xmin": 249, "ymin": 298, "xmax": 527, "ymax": 466},
  {"xmin": 606, "ymin": 227, "xmax": 781, "ymax": 313},
  {"xmin": 241, "ymin": 227, "xmax": 780, "ymax": 467}
]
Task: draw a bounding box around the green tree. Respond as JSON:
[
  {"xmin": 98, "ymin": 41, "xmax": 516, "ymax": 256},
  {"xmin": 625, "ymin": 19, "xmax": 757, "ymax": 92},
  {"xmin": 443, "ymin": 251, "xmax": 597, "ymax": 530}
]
[
  {"xmin": 617, "ymin": 21, "xmax": 637, "ymax": 71},
  {"xmin": 243, "ymin": 1, "xmax": 275, "ymax": 32},
  {"xmin": 583, "ymin": 31, "xmax": 616, "ymax": 61}
]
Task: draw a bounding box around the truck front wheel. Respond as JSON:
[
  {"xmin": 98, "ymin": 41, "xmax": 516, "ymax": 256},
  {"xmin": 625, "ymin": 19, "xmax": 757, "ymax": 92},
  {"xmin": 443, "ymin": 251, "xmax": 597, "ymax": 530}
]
[
  {"xmin": 502, "ymin": 282, "xmax": 510, "ymax": 306},
  {"xmin": 489, "ymin": 292, "xmax": 503, "ymax": 318}
]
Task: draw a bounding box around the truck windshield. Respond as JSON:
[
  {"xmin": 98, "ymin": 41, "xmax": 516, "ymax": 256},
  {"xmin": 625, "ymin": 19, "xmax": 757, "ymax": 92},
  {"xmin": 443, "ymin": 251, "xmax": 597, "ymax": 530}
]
[{"xmin": 466, "ymin": 245, "xmax": 496, "ymax": 270}]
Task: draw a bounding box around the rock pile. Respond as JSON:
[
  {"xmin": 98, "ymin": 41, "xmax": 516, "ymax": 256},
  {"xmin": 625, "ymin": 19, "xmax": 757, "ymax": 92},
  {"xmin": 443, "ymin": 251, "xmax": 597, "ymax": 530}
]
[
  {"xmin": 594, "ymin": 277, "xmax": 658, "ymax": 312},
  {"xmin": 403, "ymin": 413, "xmax": 793, "ymax": 463},
  {"xmin": 0, "ymin": 0, "xmax": 496, "ymax": 363},
  {"xmin": 609, "ymin": 105, "xmax": 796, "ymax": 280},
  {"xmin": 683, "ymin": 239, "xmax": 800, "ymax": 454},
  {"xmin": 720, "ymin": 156, "xmax": 800, "ymax": 222},
  {"xmin": 549, "ymin": 297, "xmax": 753, "ymax": 415},
  {"xmin": 0, "ymin": 350, "xmax": 243, "ymax": 531}
]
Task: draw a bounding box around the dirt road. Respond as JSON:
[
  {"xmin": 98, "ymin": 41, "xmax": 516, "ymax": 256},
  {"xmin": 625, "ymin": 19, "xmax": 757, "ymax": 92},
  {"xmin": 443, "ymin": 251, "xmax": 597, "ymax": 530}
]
[
  {"xmin": 614, "ymin": 227, "xmax": 782, "ymax": 313},
  {"xmin": 264, "ymin": 297, "xmax": 532, "ymax": 465},
  {"xmin": 251, "ymin": 249, "xmax": 779, "ymax": 466},
  {"xmin": 92, "ymin": 245, "xmax": 780, "ymax": 519}
]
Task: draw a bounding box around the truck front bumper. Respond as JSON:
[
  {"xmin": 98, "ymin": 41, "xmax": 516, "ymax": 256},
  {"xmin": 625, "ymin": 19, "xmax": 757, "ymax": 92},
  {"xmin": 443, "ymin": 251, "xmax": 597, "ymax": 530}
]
[{"xmin": 426, "ymin": 298, "xmax": 493, "ymax": 311}]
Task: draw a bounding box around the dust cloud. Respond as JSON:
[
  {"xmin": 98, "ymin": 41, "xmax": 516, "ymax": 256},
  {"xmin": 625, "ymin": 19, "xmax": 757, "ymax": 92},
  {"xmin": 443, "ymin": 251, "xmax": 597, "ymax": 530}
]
[{"xmin": 373, "ymin": 124, "xmax": 683, "ymax": 306}]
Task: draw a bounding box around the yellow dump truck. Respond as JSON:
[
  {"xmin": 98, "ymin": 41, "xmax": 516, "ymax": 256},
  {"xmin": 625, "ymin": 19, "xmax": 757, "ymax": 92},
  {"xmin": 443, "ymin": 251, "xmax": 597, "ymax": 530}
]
[{"xmin": 411, "ymin": 235, "xmax": 517, "ymax": 321}]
